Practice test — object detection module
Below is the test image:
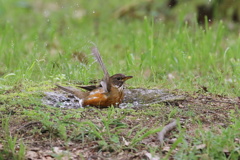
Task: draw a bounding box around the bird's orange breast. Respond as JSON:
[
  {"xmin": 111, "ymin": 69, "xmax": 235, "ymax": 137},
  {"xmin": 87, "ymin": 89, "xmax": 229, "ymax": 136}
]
[{"xmin": 82, "ymin": 87, "xmax": 124, "ymax": 108}]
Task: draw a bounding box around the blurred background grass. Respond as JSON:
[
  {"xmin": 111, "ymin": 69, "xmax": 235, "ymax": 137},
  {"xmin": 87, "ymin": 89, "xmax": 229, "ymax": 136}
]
[{"xmin": 0, "ymin": 0, "xmax": 239, "ymax": 96}]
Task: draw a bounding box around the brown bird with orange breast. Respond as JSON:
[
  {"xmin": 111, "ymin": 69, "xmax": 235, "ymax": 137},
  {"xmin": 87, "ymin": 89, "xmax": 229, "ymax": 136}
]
[{"xmin": 56, "ymin": 47, "xmax": 133, "ymax": 108}]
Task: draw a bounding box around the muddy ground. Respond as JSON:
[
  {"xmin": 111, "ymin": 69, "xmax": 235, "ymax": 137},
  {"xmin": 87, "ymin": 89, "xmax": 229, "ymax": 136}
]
[{"xmin": 0, "ymin": 88, "xmax": 239, "ymax": 159}]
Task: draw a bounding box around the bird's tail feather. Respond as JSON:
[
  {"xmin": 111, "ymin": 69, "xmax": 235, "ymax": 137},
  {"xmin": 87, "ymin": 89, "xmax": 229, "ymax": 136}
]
[{"xmin": 56, "ymin": 84, "xmax": 78, "ymax": 95}]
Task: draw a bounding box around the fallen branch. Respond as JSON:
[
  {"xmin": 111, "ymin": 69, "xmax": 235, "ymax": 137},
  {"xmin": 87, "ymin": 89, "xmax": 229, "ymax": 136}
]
[
  {"xmin": 158, "ymin": 119, "xmax": 177, "ymax": 146},
  {"xmin": 15, "ymin": 121, "xmax": 42, "ymax": 133}
]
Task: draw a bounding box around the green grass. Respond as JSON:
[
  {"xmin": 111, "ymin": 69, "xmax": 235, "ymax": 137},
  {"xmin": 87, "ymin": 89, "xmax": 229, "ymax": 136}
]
[
  {"xmin": 175, "ymin": 111, "xmax": 240, "ymax": 159},
  {"xmin": 0, "ymin": 0, "xmax": 239, "ymax": 159},
  {"xmin": 1, "ymin": 0, "xmax": 239, "ymax": 95}
]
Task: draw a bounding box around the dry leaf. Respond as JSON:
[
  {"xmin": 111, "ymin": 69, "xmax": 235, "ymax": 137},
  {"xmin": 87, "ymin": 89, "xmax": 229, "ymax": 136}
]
[
  {"xmin": 162, "ymin": 146, "xmax": 170, "ymax": 152},
  {"xmin": 234, "ymin": 138, "xmax": 240, "ymax": 144},
  {"xmin": 144, "ymin": 151, "xmax": 160, "ymax": 160},
  {"xmin": 195, "ymin": 144, "xmax": 206, "ymax": 150},
  {"xmin": 26, "ymin": 151, "xmax": 39, "ymax": 159},
  {"xmin": 122, "ymin": 136, "xmax": 130, "ymax": 146},
  {"xmin": 53, "ymin": 147, "xmax": 62, "ymax": 154}
]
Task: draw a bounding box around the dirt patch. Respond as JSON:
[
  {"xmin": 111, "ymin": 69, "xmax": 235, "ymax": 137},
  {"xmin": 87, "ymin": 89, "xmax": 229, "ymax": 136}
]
[
  {"xmin": 42, "ymin": 88, "xmax": 185, "ymax": 109},
  {"xmin": 1, "ymin": 89, "xmax": 239, "ymax": 159}
]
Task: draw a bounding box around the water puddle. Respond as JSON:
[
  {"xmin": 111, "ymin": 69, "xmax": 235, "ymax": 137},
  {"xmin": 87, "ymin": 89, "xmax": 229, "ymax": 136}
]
[{"xmin": 42, "ymin": 88, "xmax": 185, "ymax": 109}]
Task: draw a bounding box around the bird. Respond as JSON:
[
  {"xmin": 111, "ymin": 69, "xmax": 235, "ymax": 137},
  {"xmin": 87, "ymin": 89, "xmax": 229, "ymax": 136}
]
[{"xmin": 56, "ymin": 47, "xmax": 133, "ymax": 108}]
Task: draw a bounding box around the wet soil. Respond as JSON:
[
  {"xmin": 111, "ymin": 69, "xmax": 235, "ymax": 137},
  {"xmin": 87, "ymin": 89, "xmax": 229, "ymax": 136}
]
[{"xmin": 42, "ymin": 88, "xmax": 185, "ymax": 109}]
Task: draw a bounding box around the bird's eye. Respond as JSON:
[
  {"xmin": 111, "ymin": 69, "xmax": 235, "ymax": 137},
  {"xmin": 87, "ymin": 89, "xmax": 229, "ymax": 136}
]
[{"xmin": 117, "ymin": 77, "xmax": 121, "ymax": 80}]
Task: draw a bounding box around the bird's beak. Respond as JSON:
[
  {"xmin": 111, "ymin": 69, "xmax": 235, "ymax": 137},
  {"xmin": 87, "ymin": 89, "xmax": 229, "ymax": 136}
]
[{"xmin": 123, "ymin": 76, "xmax": 133, "ymax": 81}]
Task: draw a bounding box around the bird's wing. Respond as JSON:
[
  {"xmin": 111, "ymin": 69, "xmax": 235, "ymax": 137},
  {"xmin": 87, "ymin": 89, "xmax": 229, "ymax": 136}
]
[
  {"xmin": 77, "ymin": 85, "xmax": 99, "ymax": 91},
  {"xmin": 91, "ymin": 47, "xmax": 110, "ymax": 93}
]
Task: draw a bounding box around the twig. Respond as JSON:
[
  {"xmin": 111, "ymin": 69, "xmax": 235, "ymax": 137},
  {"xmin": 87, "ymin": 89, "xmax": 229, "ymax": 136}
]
[
  {"xmin": 158, "ymin": 119, "xmax": 177, "ymax": 146},
  {"xmin": 205, "ymin": 100, "xmax": 239, "ymax": 105},
  {"xmin": 187, "ymin": 99, "xmax": 239, "ymax": 105},
  {"xmin": 15, "ymin": 121, "xmax": 42, "ymax": 133}
]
